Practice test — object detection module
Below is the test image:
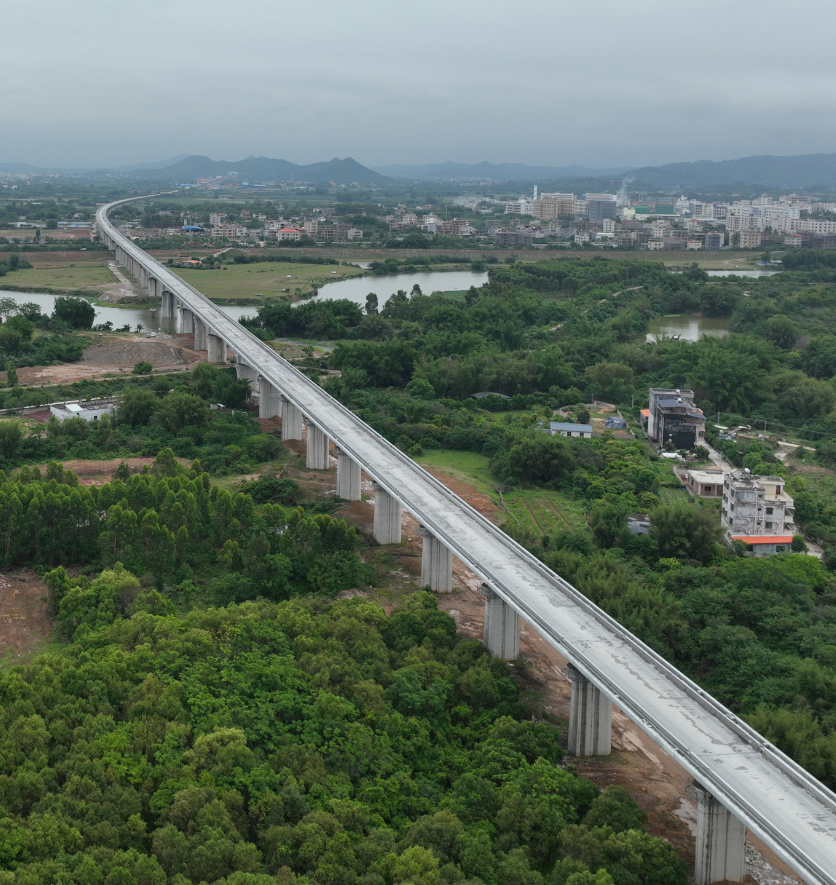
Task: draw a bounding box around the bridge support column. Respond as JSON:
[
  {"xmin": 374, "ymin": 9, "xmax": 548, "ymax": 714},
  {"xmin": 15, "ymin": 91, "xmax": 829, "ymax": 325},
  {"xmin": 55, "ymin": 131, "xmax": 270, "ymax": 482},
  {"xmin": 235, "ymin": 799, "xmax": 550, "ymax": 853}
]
[
  {"xmin": 139, "ymin": 266, "xmax": 147, "ymax": 289},
  {"xmin": 258, "ymin": 377, "xmax": 280, "ymax": 418},
  {"xmin": 419, "ymin": 527, "xmax": 453, "ymax": 592},
  {"xmin": 306, "ymin": 421, "xmax": 329, "ymax": 469},
  {"xmin": 480, "ymin": 584, "xmax": 519, "ymax": 659},
  {"xmin": 235, "ymin": 360, "xmax": 258, "ymax": 384},
  {"xmin": 160, "ymin": 290, "xmax": 176, "ymax": 319},
  {"xmin": 689, "ymin": 784, "xmax": 746, "ymax": 885},
  {"xmin": 147, "ymin": 276, "xmax": 157, "ymax": 299},
  {"xmin": 193, "ymin": 317, "xmax": 207, "ymax": 351},
  {"xmin": 335, "ymin": 448, "xmax": 361, "ymax": 500},
  {"xmin": 280, "ymin": 396, "xmax": 303, "ymax": 440},
  {"xmin": 179, "ymin": 307, "xmax": 194, "ymax": 334},
  {"xmin": 207, "ymin": 333, "xmax": 224, "ymax": 363},
  {"xmin": 373, "ymin": 483, "xmax": 401, "ymax": 544},
  {"xmin": 567, "ymin": 664, "xmax": 612, "ymax": 756}
]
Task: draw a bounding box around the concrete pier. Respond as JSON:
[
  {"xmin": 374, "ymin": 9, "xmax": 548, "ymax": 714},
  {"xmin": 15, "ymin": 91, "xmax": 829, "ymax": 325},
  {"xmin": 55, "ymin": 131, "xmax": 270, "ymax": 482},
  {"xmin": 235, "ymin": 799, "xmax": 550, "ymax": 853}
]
[
  {"xmin": 567, "ymin": 664, "xmax": 612, "ymax": 756},
  {"xmin": 258, "ymin": 377, "xmax": 281, "ymax": 419},
  {"xmin": 280, "ymin": 396, "xmax": 303, "ymax": 440},
  {"xmin": 161, "ymin": 290, "xmax": 176, "ymax": 319},
  {"xmin": 193, "ymin": 317, "xmax": 207, "ymax": 351},
  {"xmin": 306, "ymin": 421, "xmax": 330, "ymax": 469},
  {"xmin": 373, "ymin": 482, "xmax": 402, "ymax": 544},
  {"xmin": 207, "ymin": 333, "xmax": 224, "ymax": 363},
  {"xmin": 689, "ymin": 783, "xmax": 746, "ymax": 885},
  {"xmin": 179, "ymin": 307, "xmax": 194, "ymax": 334},
  {"xmin": 419, "ymin": 526, "xmax": 453, "ymax": 592},
  {"xmin": 335, "ymin": 448, "xmax": 361, "ymax": 500},
  {"xmin": 480, "ymin": 584, "xmax": 519, "ymax": 659}
]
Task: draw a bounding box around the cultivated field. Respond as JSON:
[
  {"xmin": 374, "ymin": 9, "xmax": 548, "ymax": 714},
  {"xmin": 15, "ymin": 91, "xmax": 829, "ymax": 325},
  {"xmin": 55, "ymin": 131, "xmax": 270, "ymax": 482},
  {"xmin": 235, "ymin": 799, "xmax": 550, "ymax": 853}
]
[{"xmin": 175, "ymin": 261, "xmax": 366, "ymax": 301}]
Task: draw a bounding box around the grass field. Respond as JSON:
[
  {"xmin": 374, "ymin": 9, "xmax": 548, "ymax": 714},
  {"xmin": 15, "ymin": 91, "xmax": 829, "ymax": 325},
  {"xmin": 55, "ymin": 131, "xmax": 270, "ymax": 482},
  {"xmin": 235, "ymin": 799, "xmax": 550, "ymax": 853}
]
[
  {"xmin": 4, "ymin": 263, "xmax": 114, "ymax": 290},
  {"xmin": 659, "ymin": 486, "xmax": 691, "ymax": 504},
  {"xmin": 415, "ymin": 448, "xmax": 588, "ymax": 537},
  {"xmin": 176, "ymin": 261, "xmax": 365, "ymax": 301},
  {"xmin": 415, "ymin": 449, "xmax": 498, "ymax": 499},
  {"xmin": 502, "ymin": 488, "xmax": 588, "ymax": 536}
]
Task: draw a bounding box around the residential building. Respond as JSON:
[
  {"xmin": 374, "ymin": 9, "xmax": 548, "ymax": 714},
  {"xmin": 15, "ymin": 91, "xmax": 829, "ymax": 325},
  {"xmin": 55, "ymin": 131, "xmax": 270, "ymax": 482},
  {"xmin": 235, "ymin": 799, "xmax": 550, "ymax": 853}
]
[
  {"xmin": 738, "ymin": 230, "xmax": 763, "ymax": 248},
  {"xmin": 682, "ymin": 469, "xmax": 724, "ymax": 498},
  {"xmin": 210, "ymin": 224, "xmax": 246, "ymax": 239},
  {"xmin": 548, "ymin": 422, "xmax": 593, "ymax": 439},
  {"xmin": 646, "ymin": 388, "xmax": 705, "ymax": 449},
  {"xmin": 50, "ymin": 400, "xmax": 116, "ymax": 422},
  {"xmin": 602, "ymin": 218, "xmax": 615, "ymax": 233},
  {"xmin": 347, "ymin": 228, "xmax": 363, "ymax": 241},
  {"xmin": 209, "ymin": 212, "xmax": 226, "ymax": 226},
  {"xmin": 585, "ymin": 194, "xmax": 617, "ymax": 222},
  {"xmin": 304, "ymin": 220, "xmax": 318, "ymax": 237},
  {"xmin": 532, "ymin": 193, "xmax": 576, "ymax": 220},
  {"xmin": 505, "ymin": 198, "xmax": 534, "ymax": 215},
  {"xmin": 276, "ymin": 228, "xmax": 303, "ymax": 242},
  {"xmin": 721, "ymin": 470, "xmax": 796, "ymax": 555},
  {"xmin": 494, "ymin": 229, "xmax": 534, "ymax": 246}
]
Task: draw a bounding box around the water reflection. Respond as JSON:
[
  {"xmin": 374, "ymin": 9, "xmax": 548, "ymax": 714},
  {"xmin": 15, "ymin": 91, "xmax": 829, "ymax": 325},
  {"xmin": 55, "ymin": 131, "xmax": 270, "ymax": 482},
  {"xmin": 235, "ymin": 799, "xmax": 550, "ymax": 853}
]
[{"xmin": 646, "ymin": 314, "xmax": 731, "ymax": 343}]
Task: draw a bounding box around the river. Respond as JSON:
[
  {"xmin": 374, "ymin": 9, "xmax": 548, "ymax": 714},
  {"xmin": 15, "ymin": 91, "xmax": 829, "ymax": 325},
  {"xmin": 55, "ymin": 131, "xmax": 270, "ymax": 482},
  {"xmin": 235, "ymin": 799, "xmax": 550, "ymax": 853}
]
[
  {"xmin": 313, "ymin": 269, "xmax": 489, "ymax": 306},
  {"xmin": 0, "ymin": 291, "xmax": 247, "ymax": 333}
]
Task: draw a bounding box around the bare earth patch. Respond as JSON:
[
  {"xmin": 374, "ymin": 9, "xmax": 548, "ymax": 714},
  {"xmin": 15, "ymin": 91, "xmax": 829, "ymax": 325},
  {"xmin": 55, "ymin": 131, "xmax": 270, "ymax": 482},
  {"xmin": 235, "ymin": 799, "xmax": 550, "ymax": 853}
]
[
  {"xmin": 12, "ymin": 335, "xmax": 204, "ymax": 386},
  {"xmin": 0, "ymin": 570, "xmax": 52, "ymax": 664}
]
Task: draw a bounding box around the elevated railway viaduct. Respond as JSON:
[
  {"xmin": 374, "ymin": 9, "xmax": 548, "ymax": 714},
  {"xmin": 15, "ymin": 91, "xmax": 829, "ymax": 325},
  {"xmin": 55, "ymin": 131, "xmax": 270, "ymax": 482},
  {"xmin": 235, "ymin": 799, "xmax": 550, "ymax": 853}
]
[{"xmin": 97, "ymin": 197, "xmax": 836, "ymax": 885}]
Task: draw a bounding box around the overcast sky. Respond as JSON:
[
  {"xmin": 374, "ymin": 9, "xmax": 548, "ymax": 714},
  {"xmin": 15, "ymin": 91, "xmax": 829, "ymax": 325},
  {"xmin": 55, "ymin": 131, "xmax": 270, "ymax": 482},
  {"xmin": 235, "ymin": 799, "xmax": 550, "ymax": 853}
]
[{"xmin": 4, "ymin": 0, "xmax": 836, "ymax": 170}]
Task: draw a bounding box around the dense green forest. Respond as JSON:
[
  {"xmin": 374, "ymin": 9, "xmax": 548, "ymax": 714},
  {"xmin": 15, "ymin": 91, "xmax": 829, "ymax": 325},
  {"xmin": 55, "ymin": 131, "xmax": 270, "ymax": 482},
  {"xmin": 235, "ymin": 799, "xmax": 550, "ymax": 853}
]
[
  {"xmin": 0, "ymin": 532, "xmax": 684, "ymax": 884},
  {"xmin": 7, "ymin": 252, "xmax": 836, "ymax": 883},
  {"xmin": 246, "ymin": 255, "xmax": 836, "ymax": 788}
]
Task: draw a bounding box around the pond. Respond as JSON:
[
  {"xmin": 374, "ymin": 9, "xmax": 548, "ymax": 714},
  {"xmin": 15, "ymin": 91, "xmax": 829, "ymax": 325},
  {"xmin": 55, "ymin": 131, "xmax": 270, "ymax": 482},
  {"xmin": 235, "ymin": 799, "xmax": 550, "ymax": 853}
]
[
  {"xmin": 313, "ymin": 269, "xmax": 489, "ymax": 306},
  {"xmin": 0, "ymin": 291, "xmax": 246, "ymax": 333},
  {"xmin": 646, "ymin": 314, "xmax": 731, "ymax": 343}
]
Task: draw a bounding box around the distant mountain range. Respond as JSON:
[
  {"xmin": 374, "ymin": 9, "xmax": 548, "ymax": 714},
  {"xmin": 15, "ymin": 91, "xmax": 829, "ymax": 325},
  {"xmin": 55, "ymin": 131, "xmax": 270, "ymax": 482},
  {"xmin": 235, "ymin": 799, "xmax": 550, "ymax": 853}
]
[
  {"xmin": 627, "ymin": 153, "xmax": 836, "ymax": 189},
  {"xmin": 133, "ymin": 155, "xmax": 388, "ymax": 184},
  {"xmin": 0, "ymin": 155, "xmax": 388, "ymax": 185},
  {"xmin": 4, "ymin": 152, "xmax": 836, "ymax": 189},
  {"xmin": 372, "ymin": 161, "xmax": 635, "ymax": 180}
]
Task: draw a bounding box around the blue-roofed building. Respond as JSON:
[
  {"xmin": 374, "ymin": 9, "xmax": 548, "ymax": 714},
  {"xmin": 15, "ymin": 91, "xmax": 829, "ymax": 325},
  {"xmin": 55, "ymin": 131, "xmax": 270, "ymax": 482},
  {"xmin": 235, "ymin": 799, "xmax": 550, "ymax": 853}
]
[{"xmin": 548, "ymin": 422, "xmax": 593, "ymax": 439}]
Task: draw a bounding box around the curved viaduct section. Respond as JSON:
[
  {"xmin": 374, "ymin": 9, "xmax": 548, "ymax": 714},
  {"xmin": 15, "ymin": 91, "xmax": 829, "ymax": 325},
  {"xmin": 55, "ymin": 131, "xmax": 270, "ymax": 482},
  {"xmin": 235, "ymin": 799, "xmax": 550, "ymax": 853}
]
[{"xmin": 97, "ymin": 197, "xmax": 836, "ymax": 885}]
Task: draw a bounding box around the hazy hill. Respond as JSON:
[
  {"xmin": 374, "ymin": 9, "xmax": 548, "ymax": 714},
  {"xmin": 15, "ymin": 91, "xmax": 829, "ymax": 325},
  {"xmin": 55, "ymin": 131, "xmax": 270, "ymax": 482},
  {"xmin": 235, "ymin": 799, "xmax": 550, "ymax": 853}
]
[
  {"xmin": 373, "ymin": 160, "xmax": 634, "ymax": 180},
  {"xmin": 139, "ymin": 155, "xmax": 388, "ymax": 184},
  {"xmin": 626, "ymin": 153, "xmax": 836, "ymax": 189}
]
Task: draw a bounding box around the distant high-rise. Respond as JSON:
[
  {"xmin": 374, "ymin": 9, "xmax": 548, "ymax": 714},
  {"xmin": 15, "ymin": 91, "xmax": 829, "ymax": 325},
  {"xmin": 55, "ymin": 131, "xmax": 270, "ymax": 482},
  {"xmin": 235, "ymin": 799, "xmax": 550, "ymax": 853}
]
[{"xmin": 585, "ymin": 193, "xmax": 617, "ymax": 223}]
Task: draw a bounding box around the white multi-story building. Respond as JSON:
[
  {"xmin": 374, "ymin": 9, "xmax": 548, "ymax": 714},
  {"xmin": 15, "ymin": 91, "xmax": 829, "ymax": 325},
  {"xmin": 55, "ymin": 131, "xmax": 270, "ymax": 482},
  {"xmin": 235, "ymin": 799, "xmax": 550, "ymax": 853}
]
[
  {"xmin": 210, "ymin": 224, "xmax": 246, "ymax": 239},
  {"xmin": 505, "ymin": 198, "xmax": 534, "ymax": 215},
  {"xmin": 721, "ymin": 470, "xmax": 796, "ymax": 556}
]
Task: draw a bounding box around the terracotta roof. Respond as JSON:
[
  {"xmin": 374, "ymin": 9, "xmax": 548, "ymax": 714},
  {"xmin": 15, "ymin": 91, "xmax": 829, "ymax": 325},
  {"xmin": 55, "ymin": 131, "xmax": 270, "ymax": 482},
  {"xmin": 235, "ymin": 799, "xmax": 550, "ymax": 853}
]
[
  {"xmin": 732, "ymin": 535, "xmax": 794, "ymax": 545},
  {"xmin": 640, "ymin": 409, "xmax": 650, "ymax": 417}
]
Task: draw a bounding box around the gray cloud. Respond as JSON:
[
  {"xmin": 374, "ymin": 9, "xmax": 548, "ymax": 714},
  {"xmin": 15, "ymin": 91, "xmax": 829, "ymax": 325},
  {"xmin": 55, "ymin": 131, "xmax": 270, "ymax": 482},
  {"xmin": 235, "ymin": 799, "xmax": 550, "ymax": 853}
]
[{"xmin": 3, "ymin": 0, "xmax": 835, "ymax": 168}]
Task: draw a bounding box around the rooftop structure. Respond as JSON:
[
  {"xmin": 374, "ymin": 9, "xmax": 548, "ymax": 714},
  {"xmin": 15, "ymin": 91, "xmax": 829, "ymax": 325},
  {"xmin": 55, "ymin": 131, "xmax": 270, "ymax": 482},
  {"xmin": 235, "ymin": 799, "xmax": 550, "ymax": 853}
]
[
  {"xmin": 682, "ymin": 468, "xmax": 724, "ymax": 498},
  {"xmin": 548, "ymin": 422, "xmax": 593, "ymax": 438},
  {"xmin": 647, "ymin": 388, "xmax": 705, "ymax": 449}
]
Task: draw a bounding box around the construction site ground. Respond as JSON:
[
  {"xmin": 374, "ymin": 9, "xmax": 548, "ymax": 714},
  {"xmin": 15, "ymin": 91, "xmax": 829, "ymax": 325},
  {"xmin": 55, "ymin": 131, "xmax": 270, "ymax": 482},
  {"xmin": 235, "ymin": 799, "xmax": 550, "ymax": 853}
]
[{"xmin": 2, "ymin": 333, "xmax": 204, "ymax": 387}]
